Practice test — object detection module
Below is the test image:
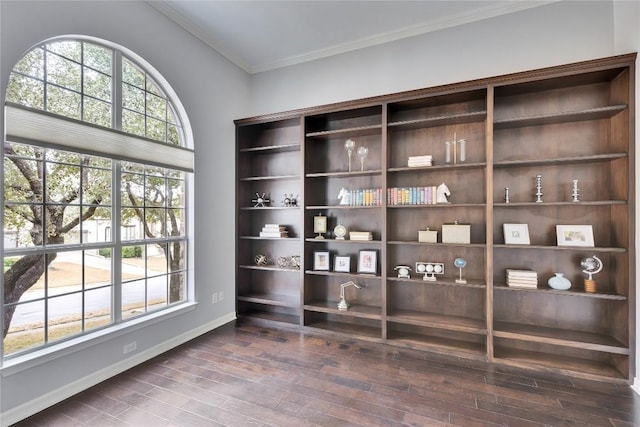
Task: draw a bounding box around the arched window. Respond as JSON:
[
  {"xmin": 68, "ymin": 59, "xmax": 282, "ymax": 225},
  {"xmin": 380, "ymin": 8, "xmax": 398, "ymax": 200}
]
[{"xmin": 2, "ymin": 37, "xmax": 193, "ymax": 358}]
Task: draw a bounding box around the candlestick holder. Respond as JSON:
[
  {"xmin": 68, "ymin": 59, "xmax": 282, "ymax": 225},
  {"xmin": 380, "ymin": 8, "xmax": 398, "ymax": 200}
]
[
  {"xmin": 535, "ymin": 174, "xmax": 543, "ymax": 203},
  {"xmin": 344, "ymin": 139, "xmax": 355, "ymax": 172},
  {"xmin": 572, "ymin": 179, "xmax": 580, "ymax": 203},
  {"xmin": 357, "ymin": 146, "xmax": 368, "ymax": 171},
  {"xmin": 504, "ymin": 187, "xmax": 510, "ymax": 203}
]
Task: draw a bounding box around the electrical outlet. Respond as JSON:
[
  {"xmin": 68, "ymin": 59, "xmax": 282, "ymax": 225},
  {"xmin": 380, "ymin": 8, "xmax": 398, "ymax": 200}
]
[
  {"xmin": 123, "ymin": 341, "xmax": 137, "ymax": 354},
  {"xmin": 218, "ymin": 291, "xmax": 224, "ymax": 301},
  {"xmin": 212, "ymin": 292, "xmax": 218, "ymax": 304}
]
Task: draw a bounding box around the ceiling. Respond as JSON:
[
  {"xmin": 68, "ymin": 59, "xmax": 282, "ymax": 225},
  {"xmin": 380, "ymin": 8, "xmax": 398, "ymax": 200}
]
[{"xmin": 149, "ymin": 1, "xmax": 557, "ymax": 74}]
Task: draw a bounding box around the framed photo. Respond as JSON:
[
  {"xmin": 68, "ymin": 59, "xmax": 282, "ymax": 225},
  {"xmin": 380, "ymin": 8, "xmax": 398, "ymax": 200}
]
[
  {"xmin": 503, "ymin": 223, "xmax": 530, "ymax": 245},
  {"xmin": 333, "ymin": 255, "xmax": 351, "ymax": 273},
  {"xmin": 313, "ymin": 214, "xmax": 327, "ymax": 234},
  {"xmin": 313, "ymin": 250, "xmax": 330, "ymax": 271},
  {"xmin": 357, "ymin": 250, "xmax": 378, "ymax": 274},
  {"xmin": 556, "ymin": 225, "xmax": 594, "ymax": 247}
]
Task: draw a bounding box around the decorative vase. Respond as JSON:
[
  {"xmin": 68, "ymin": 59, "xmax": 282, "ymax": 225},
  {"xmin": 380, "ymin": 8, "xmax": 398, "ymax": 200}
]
[{"xmin": 548, "ymin": 273, "xmax": 571, "ymax": 290}]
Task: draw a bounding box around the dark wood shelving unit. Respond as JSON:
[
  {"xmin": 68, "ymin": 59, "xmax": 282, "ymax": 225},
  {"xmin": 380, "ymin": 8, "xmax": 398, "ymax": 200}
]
[{"xmin": 236, "ymin": 54, "xmax": 635, "ymax": 383}]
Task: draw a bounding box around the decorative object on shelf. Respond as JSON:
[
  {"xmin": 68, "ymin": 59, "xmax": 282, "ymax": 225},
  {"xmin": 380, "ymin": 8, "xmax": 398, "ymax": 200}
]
[
  {"xmin": 277, "ymin": 255, "xmax": 300, "ymax": 269},
  {"xmin": 344, "ymin": 138, "xmax": 355, "ymax": 172},
  {"xmin": 504, "ymin": 187, "xmax": 510, "ymax": 203},
  {"xmin": 337, "ymin": 280, "xmax": 362, "ymax": 311},
  {"xmin": 334, "ymin": 223, "xmax": 347, "ymax": 240},
  {"xmin": 313, "ymin": 250, "xmax": 330, "ymax": 271},
  {"xmin": 547, "ymin": 273, "xmax": 572, "ymax": 290},
  {"xmin": 358, "ymin": 250, "xmax": 378, "ymax": 274},
  {"xmin": 408, "ymin": 155, "xmax": 432, "ymax": 167},
  {"xmin": 281, "ymin": 193, "xmax": 299, "ymax": 207},
  {"xmin": 556, "ymin": 224, "xmax": 594, "ymax": 247},
  {"xmin": 388, "ymin": 186, "xmax": 437, "ymax": 205},
  {"xmin": 357, "ymin": 146, "xmax": 368, "ymax": 171},
  {"xmin": 436, "ymin": 182, "xmax": 451, "ymax": 204},
  {"xmin": 254, "ymin": 254, "xmax": 269, "ymax": 266},
  {"xmin": 535, "ymin": 174, "xmax": 543, "ymax": 203},
  {"xmin": 276, "ymin": 257, "xmax": 288, "ymax": 268},
  {"xmin": 394, "ymin": 265, "xmax": 412, "ymax": 279},
  {"xmin": 252, "ymin": 192, "xmax": 270, "ymax": 208},
  {"xmin": 442, "ymin": 221, "xmax": 471, "ymax": 244},
  {"xmin": 259, "ymin": 223, "xmax": 288, "ymax": 238},
  {"xmin": 349, "ymin": 231, "xmax": 373, "ymax": 241},
  {"xmin": 418, "ymin": 227, "xmax": 438, "ymax": 243},
  {"xmin": 337, "ymin": 187, "xmax": 350, "ymax": 205},
  {"xmin": 581, "ymin": 255, "xmax": 602, "ymax": 293},
  {"xmin": 334, "ymin": 255, "xmax": 351, "ymax": 273},
  {"xmin": 506, "ymin": 269, "xmax": 538, "ymax": 288},
  {"xmin": 503, "ymin": 223, "xmax": 530, "ymax": 245},
  {"xmin": 454, "ymin": 258, "xmax": 467, "ymax": 284},
  {"xmin": 314, "ymin": 214, "xmax": 327, "ymax": 239},
  {"xmin": 571, "ymin": 179, "xmax": 580, "ymax": 203},
  {"xmin": 445, "ymin": 132, "xmax": 466, "ymax": 164},
  {"xmin": 415, "ymin": 262, "xmax": 444, "ymax": 281}
]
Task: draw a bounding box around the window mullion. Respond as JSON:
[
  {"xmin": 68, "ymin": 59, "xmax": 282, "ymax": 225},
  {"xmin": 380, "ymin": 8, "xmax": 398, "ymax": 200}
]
[
  {"xmin": 112, "ymin": 162, "xmax": 122, "ymax": 323},
  {"xmin": 113, "ymin": 51, "xmax": 122, "ymax": 131}
]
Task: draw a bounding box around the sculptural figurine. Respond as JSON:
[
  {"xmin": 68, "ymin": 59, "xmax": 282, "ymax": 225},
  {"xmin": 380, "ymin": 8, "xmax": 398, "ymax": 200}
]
[
  {"xmin": 436, "ymin": 182, "xmax": 451, "ymax": 204},
  {"xmin": 338, "ymin": 187, "xmax": 350, "ymax": 205}
]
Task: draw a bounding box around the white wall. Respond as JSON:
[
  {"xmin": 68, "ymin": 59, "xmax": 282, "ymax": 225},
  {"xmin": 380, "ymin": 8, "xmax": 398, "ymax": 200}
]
[{"xmin": 0, "ymin": 1, "xmax": 248, "ymax": 423}]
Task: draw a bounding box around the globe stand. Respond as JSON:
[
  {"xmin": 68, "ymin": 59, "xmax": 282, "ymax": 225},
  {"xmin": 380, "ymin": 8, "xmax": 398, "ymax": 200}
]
[{"xmin": 584, "ymin": 278, "xmax": 597, "ymax": 293}]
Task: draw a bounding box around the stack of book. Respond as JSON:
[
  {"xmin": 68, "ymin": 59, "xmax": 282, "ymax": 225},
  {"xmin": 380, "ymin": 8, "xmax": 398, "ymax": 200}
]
[
  {"xmin": 505, "ymin": 269, "xmax": 538, "ymax": 288},
  {"xmin": 259, "ymin": 224, "xmax": 288, "ymax": 238},
  {"xmin": 408, "ymin": 155, "xmax": 433, "ymax": 167},
  {"xmin": 349, "ymin": 231, "xmax": 373, "ymax": 241}
]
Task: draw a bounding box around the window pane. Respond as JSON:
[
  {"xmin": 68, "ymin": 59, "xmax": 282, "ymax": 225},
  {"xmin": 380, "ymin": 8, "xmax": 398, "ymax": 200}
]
[
  {"xmin": 6, "ymin": 74, "xmax": 44, "ymax": 109},
  {"xmin": 4, "ymin": 158, "xmax": 42, "ymax": 203},
  {"xmin": 122, "ymin": 109, "xmax": 145, "ymax": 136},
  {"xmin": 146, "ymin": 92, "xmax": 166, "ymax": 120},
  {"xmin": 121, "ymin": 209, "xmax": 142, "ymax": 240},
  {"xmin": 46, "ymin": 84, "xmax": 81, "ymax": 119},
  {"xmin": 47, "ymin": 293, "xmax": 82, "ymax": 343},
  {"xmin": 13, "ymin": 47, "xmax": 44, "ymax": 79},
  {"xmin": 46, "ymin": 163, "xmax": 81, "ymax": 204},
  {"xmin": 167, "ymin": 209, "xmax": 184, "ymax": 237},
  {"xmin": 46, "ymin": 53, "xmax": 81, "ymax": 91},
  {"xmin": 84, "ymin": 43, "xmax": 112, "ymax": 75},
  {"xmin": 121, "ymin": 279, "xmax": 146, "ymax": 319},
  {"xmin": 84, "ymin": 67, "xmax": 111, "ymax": 101},
  {"xmin": 4, "ymin": 205, "xmax": 43, "ymax": 248},
  {"xmin": 122, "ymin": 59, "xmax": 144, "ymax": 88},
  {"xmin": 167, "ymin": 124, "xmax": 180, "ymax": 145},
  {"xmin": 169, "ymin": 271, "xmax": 186, "ymax": 304},
  {"xmin": 84, "ymin": 287, "xmax": 112, "ymax": 331},
  {"xmin": 147, "ymin": 243, "xmax": 168, "ymax": 275},
  {"xmin": 167, "ymin": 178, "xmax": 184, "ymax": 208},
  {"xmin": 3, "ymin": 300, "xmax": 45, "ymax": 356},
  {"xmin": 47, "ymin": 41, "xmax": 81, "ymax": 63},
  {"xmin": 82, "ymin": 166, "xmax": 112, "ymax": 206},
  {"xmin": 146, "ymin": 116, "xmax": 166, "ymax": 142},
  {"xmin": 83, "ymin": 97, "xmax": 112, "ymax": 127},
  {"xmin": 52, "ymin": 206, "xmax": 81, "ymax": 245},
  {"xmin": 45, "ymin": 148, "xmax": 80, "ymax": 164},
  {"xmin": 148, "ymin": 273, "xmax": 168, "ymax": 311},
  {"xmin": 121, "ymin": 172, "xmax": 144, "ymax": 207},
  {"xmin": 122, "ymin": 83, "xmax": 144, "ymax": 113},
  {"xmin": 84, "ymin": 250, "xmax": 113, "ymax": 288},
  {"xmin": 145, "ymin": 208, "xmax": 165, "ymax": 238},
  {"xmin": 4, "ymin": 255, "xmax": 46, "ymax": 303},
  {"xmin": 146, "ymin": 78, "xmax": 162, "ymax": 97},
  {"xmin": 84, "ymin": 208, "xmax": 112, "ymax": 244}
]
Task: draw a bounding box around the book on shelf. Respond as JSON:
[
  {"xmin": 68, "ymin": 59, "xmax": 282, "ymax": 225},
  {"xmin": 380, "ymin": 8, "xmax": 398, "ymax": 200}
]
[
  {"xmin": 505, "ymin": 269, "xmax": 538, "ymax": 288},
  {"xmin": 349, "ymin": 231, "xmax": 373, "ymax": 241},
  {"xmin": 408, "ymin": 155, "xmax": 433, "ymax": 167},
  {"xmin": 259, "ymin": 224, "xmax": 288, "ymax": 238}
]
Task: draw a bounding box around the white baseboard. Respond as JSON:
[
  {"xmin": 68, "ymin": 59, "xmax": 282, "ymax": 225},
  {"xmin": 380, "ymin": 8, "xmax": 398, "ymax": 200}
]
[{"xmin": 1, "ymin": 312, "xmax": 236, "ymax": 427}]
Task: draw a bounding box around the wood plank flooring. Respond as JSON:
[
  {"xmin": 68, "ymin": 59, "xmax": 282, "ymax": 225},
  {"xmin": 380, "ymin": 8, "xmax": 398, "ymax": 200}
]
[{"xmin": 12, "ymin": 320, "xmax": 640, "ymax": 426}]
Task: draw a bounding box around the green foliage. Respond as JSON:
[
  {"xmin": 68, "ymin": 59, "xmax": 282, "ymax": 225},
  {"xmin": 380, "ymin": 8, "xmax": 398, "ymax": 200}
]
[
  {"xmin": 4, "ymin": 258, "xmax": 19, "ymax": 272},
  {"xmin": 99, "ymin": 246, "xmax": 142, "ymax": 258}
]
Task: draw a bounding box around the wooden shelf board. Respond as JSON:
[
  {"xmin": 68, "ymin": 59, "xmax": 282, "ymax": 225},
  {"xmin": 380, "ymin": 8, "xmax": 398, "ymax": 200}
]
[
  {"xmin": 387, "ymin": 240, "xmax": 486, "ymax": 248},
  {"xmin": 239, "ymin": 206, "xmax": 301, "ymax": 211},
  {"xmin": 238, "ymin": 311, "xmax": 300, "ymax": 327},
  {"xmin": 387, "ymin": 332, "xmax": 486, "ymax": 357},
  {"xmin": 306, "ymin": 204, "xmax": 382, "ymax": 210},
  {"xmin": 493, "ymin": 153, "xmax": 626, "ymax": 168},
  {"xmin": 240, "ymin": 174, "xmax": 299, "ymax": 182},
  {"xmin": 494, "ymin": 104, "xmax": 627, "ymax": 129},
  {"xmin": 306, "ymin": 169, "xmax": 382, "ymax": 178},
  {"xmin": 238, "ymin": 293, "xmax": 299, "ymax": 308},
  {"xmin": 494, "ymin": 347, "xmax": 627, "ymax": 382},
  {"xmin": 493, "ymin": 244, "xmax": 626, "ymax": 253},
  {"xmin": 239, "ymin": 265, "xmax": 301, "ymax": 273},
  {"xmin": 304, "ymin": 320, "xmax": 382, "ymax": 340},
  {"xmin": 387, "ymin": 162, "xmax": 486, "ymax": 173},
  {"xmin": 493, "ymin": 283, "xmax": 627, "ymax": 300},
  {"xmin": 387, "ymin": 310, "xmax": 486, "ymax": 334},
  {"xmin": 305, "ymin": 270, "xmax": 382, "ymax": 280},
  {"xmin": 388, "ymin": 110, "xmax": 487, "ymax": 130},
  {"xmin": 305, "ymin": 238, "xmax": 382, "ymax": 245},
  {"xmin": 304, "ymin": 300, "xmax": 381, "ymax": 320},
  {"xmin": 239, "ymin": 143, "xmax": 300, "ymax": 154},
  {"xmin": 493, "ymin": 200, "xmax": 627, "ymax": 207},
  {"xmin": 388, "ymin": 276, "xmax": 485, "ymax": 289},
  {"xmin": 305, "ymin": 124, "xmax": 382, "ymax": 138},
  {"xmin": 239, "ymin": 236, "xmax": 300, "ymax": 241},
  {"xmin": 387, "ymin": 203, "xmax": 485, "ymax": 208},
  {"xmin": 494, "ymin": 321, "xmax": 629, "ymax": 354}
]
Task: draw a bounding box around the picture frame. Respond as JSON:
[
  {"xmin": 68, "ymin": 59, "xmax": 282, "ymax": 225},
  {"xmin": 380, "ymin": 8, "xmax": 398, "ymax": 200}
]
[
  {"xmin": 556, "ymin": 225, "xmax": 594, "ymax": 247},
  {"xmin": 333, "ymin": 255, "xmax": 351, "ymax": 273},
  {"xmin": 503, "ymin": 223, "xmax": 530, "ymax": 245},
  {"xmin": 357, "ymin": 250, "xmax": 378, "ymax": 274},
  {"xmin": 313, "ymin": 250, "xmax": 330, "ymax": 271}
]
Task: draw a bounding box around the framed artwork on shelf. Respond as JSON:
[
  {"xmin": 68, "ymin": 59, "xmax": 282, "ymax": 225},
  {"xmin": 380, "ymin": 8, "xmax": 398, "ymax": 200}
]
[
  {"xmin": 556, "ymin": 225, "xmax": 594, "ymax": 247},
  {"xmin": 334, "ymin": 255, "xmax": 351, "ymax": 273},
  {"xmin": 358, "ymin": 250, "xmax": 378, "ymax": 274},
  {"xmin": 313, "ymin": 250, "xmax": 330, "ymax": 271},
  {"xmin": 503, "ymin": 223, "xmax": 530, "ymax": 245}
]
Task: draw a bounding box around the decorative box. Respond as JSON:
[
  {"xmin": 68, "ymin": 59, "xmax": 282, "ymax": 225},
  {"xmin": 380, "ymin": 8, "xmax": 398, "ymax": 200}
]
[
  {"xmin": 442, "ymin": 221, "xmax": 471, "ymax": 244},
  {"xmin": 418, "ymin": 228, "xmax": 438, "ymax": 243}
]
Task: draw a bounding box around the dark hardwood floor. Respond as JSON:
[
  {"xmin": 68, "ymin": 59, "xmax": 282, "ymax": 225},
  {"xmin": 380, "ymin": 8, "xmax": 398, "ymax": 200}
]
[{"xmin": 12, "ymin": 320, "xmax": 640, "ymax": 426}]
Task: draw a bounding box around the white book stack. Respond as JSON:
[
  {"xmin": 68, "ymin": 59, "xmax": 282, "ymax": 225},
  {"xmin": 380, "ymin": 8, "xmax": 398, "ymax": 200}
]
[
  {"xmin": 408, "ymin": 155, "xmax": 433, "ymax": 167},
  {"xmin": 505, "ymin": 269, "xmax": 538, "ymax": 288},
  {"xmin": 259, "ymin": 224, "xmax": 288, "ymax": 238},
  {"xmin": 349, "ymin": 231, "xmax": 373, "ymax": 241}
]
